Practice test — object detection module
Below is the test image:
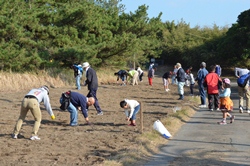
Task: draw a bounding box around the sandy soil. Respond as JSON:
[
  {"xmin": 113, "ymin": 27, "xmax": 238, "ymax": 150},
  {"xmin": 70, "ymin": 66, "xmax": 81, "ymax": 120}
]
[{"xmin": 0, "ymin": 73, "xmax": 198, "ymax": 166}]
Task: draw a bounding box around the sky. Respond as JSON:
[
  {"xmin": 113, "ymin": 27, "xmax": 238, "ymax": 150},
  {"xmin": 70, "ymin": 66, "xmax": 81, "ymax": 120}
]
[{"xmin": 121, "ymin": 0, "xmax": 250, "ymax": 28}]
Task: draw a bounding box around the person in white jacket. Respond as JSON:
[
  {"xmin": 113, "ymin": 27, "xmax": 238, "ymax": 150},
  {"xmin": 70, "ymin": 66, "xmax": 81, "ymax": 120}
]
[
  {"xmin": 12, "ymin": 85, "xmax": 55, "ymax": 140},
  {"xmin": 120, "ymin": 99, "xmax": 140, "ymax": 126}
]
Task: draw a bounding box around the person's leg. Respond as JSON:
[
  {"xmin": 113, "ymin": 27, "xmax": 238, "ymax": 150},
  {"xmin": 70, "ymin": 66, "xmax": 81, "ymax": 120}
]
[
  {"xmin": 29, "ymin": 99, "xmax": 42, "ymax": 136},
  {"xmin": 148, "ymin": 77, "xmax": 152, "ymax": 86},
  {"xmin": 134, "ymin": 72, "xmax": 139, "ymax": 85},
  {"xmin": 178, "ymin": 82, "xmax": 185, "ymax": 99},
  {"xmin": 13, "ymin": 99, "xmax": 29, "ymax": 135},
  {"xmin": 190, "ymin": 84, "xmax": 194, "ymax": 95},
  {"xmin": 199, "ymin": 84, "xmax": 206, "ymax": 105},
  {"xmin": 238, "ymin": 86, "xmax": 244, "ymax": 112},
  {"xmin": 67, "ymin": 103, "xmax": 78, "ymax": 126},
  {"xmin": 208, "ymin": 94, "xmax": 213, "ymax": 110},
  {"xmin": 214, "ymin": 94, "xmax": 220, "ymax": 109},
  {"xmin": 130, "ymin": 105, "xmax": 140, "ymax": 125},
  {"xmin": 244, "ymin": 84, "xmax": 250, "ymax": 110},
  {"xmin": 87, "ymin": 89, "xmax": 102, "ymax": 114}
]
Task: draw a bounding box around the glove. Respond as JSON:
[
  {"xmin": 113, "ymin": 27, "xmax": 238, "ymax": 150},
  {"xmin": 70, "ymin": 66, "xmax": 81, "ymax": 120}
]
[{"xmin": 51, "ymin": 115, "xmax": 55, "ymax": 120}]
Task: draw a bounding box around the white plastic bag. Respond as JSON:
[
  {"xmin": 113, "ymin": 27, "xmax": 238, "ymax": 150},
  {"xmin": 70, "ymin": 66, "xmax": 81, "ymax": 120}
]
[{"xmin": 153, "ymin": 120, "xmax": 172, "ymax": 139}]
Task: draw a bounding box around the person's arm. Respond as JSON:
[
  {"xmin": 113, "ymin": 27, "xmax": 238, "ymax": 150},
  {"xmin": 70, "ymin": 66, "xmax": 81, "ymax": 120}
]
[
  {"xmin": 235, "ymin": 68, "xmax": 240, "ymax": 78},
  {"xmin": 43, "ymin": 94, "xmax": 55, "ymax": 120}
]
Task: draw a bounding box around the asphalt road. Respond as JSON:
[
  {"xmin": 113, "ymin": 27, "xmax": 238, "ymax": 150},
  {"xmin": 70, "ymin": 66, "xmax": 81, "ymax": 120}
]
[{"xmin": 144, "ymin": 82, "xmax": 250, "ymax": 166}]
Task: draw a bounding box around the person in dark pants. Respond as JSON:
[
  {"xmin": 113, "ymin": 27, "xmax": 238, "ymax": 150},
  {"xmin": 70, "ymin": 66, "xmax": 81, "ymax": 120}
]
[
  {"xmin": 196, "ymin": 62, "xmax": 209, "ymax": 108},
  {"xmin": 176, "ymin": 63, "xmax": 186, "ymax": 100},
  {"xmin": 203, "ymin": 65, "xmax": 222, "ymax": 111},
  {"xmin": 114, "ymin": 70, "xmax": 128, "ymax": 85},
  {"xmin": 82, "ymin": 62, "xmax": 103, "ymax": 115}
]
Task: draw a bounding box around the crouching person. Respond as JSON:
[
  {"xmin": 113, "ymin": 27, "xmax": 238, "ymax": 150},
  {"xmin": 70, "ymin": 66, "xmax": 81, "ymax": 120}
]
[
  {"xmin": 60, "ymin": 91, "xmax": 95, "ymax": 126},
  {"xmin": 120, "ymin": 99, "xmax": 140, "ymax": 126}
]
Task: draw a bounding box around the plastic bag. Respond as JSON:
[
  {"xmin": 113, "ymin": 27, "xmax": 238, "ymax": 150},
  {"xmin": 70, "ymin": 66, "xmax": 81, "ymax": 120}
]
[{"xmin": 153, "ymin": 120, "xmax": 172, "ymax": 139}]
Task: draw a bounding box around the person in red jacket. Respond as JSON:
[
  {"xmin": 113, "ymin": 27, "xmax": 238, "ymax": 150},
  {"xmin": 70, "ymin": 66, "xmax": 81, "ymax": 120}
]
[{"xmin": 204, "ymin": 65, "xmax": 222, "ymax": 111}]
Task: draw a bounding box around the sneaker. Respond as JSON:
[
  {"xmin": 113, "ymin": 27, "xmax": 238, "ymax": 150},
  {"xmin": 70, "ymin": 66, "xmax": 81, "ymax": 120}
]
[
  {"xmin": 165, "ymin": 89, "xmax": 170, "ymax": 92},
  {"xmin": 239, "ymin": 106, "xmax": 244, "ymax": 113},
  {"xmin": 128, "ymin": 123, "xmax": 136, "ymax": 126},
  {"xmin": 97, "ymin": 111, "xmax": 103, "ymax": 115},
  {"xmin": 230, "ymin": 115, "xmax": 235, "ymax": 123},
  {"xmin": 217, "ymin": 121, "xmax": 227, "ymax": 125},
  {"xmin": 247, "ymin": 110, "xmax": 250, "ymax": 114},
  {"xmin": 30, "ymin": 136, "xmax": 41, "ymax": 140},
  {"xmin": 216, "ymin": 108, "xmax": 220, "ymax": 111},
  {"xmin": 210, "ymin": 109, "xmax": 213, "ymax": 111},
  {"xmin": 199, "ymin": 105, "xmax": 206, "ymax": 108},
  {"xmin": 12, "ymin": 134, "xmax": 17, "ymax": 139}
]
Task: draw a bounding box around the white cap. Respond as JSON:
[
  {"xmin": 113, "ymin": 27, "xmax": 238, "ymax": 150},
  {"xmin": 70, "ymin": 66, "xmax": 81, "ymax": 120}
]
[{"xmin": 82, "ymin": 62, "xmax": 90, "ymax": 68}]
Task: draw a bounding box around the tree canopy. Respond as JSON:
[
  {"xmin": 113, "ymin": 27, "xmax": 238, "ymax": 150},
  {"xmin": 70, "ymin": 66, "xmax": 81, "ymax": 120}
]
[{"xmin": 0, "ymin": 0, "xmax": 249, "ymax": 72}]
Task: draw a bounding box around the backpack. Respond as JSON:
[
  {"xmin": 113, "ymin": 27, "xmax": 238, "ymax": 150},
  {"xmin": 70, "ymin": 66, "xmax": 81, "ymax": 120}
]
[
  {"xmin": 60, "ymin": 91, "xmax": 71, "ymax": 110},
  {"xmin": 237, "ymin": 72, "xmax": 250, "ymax": 87}
]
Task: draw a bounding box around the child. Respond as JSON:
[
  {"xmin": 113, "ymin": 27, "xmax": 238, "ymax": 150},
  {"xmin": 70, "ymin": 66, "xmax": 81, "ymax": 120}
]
[
  {"xmin": 218, "ymin": 78, "xmax": 234, "ymax": 125},
  {"xmin": 203, "ymin": 65, "xmax": 222, "ymax": 111},
  {"xmin": 148, "ymin": 66, "xmax": 156, "ymax": 86},
  {"xmin": 162, "ymin": 71, "xmax": 172, "ymax": 92},
  {"xmin": 188, "ymin": 70, "xmax": 195, "ymax": 96},
  {"xmin": 120, "ymin": 99, "xmax": 140, "ymax": 126}
]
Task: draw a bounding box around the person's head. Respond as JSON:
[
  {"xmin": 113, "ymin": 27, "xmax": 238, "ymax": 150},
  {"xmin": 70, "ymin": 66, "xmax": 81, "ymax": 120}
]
[
  {"xmin": 223, "ymin": 78, "xmax": 231, "ymax": 88},
  {"xmin": 114, "ymin": 72, "xmax": 118, "ymax": 76},
  {"xmin": 176, "ymin": 63, "xmax": 181, "ymax": 68},
  {"xmin": 41, "ymin": 85, "xmax": 49, "ymax": 95},
  {"xmin": 200, "ymin": 62, "xmax": 206, "ymax": 68},
  {"xmin": 120, "ymin": 100, "xmax": 128, "ymax": 108},
  {"xmin": 209, "ymin": 65, "xmax": 216, "ymax": 72},
  {"xmin": 87, "ymin": 97, "xmax": 95, "ymax": 106},
  {"xmin": 82, "ymin": 62, "xmax": 90, "ymax": 71}
]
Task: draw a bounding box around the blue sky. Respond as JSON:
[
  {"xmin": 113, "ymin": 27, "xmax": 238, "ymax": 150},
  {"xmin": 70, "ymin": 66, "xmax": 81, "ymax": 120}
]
[{"xmin": 121, "ymin": 0, "xmax": 250, "ymax": 28}]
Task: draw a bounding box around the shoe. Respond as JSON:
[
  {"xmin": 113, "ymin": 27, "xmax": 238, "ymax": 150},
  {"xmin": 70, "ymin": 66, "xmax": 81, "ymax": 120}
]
[
  {"xmin": 210, "ymin": 109, "xmax": 213, "ymax": 111},
  {"xmin": 30, "ymin": 136, "xmax": 41, "ymax": 140},
  {"xmin": 165, "ymin": 89, "xmax": 170, "ymax": 92},
  {"xmin": 216, "ymin": 108, "xmax": 220, "ymax": 111},
  {"xmin": 199, "ymin": 105, "xmax": 206, "ymax": 108},
  {"xmin": 12, "ymin": 134, "xmax": 17, "ymax": 139},
  {"xmin": 217, "ymin": 121, "xmax": 227, "ymax": 125},
  {"xmin": 97, "ymin": 111, "xmax": 103, "ymax": 115},
  {"xmin": 239, "ymin": 106, "xmax": 244, "ymax": 113},
  {"xmin": 128, "ymin": 123, "xmax": 136, "ymax": 126},
  {"xmin": 247, "ymin": 110, "xmax": 250, "ymax": 114},
  {"xmin": 230, "ymin": 115, "xmax": 235, "ymax": 123}
]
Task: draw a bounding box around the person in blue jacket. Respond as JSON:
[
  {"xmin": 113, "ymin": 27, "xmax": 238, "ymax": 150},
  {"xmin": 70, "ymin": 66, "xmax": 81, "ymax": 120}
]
[
  {"xmin": 196, "ymin": 62, "xmax": 209, "ymax": 108},
  {"xmin": 61, "ymin": 91, "xmax": 95, "ymax": 126}
]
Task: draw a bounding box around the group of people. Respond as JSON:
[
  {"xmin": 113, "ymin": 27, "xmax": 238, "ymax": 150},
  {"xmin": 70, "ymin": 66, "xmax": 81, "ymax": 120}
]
[{"xmin": 12, "ymin": 62, "xmax": 104, "ymax": 140}]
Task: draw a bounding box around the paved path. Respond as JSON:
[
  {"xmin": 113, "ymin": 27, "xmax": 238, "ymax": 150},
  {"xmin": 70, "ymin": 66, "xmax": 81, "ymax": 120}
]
[{"xmin": 144, "ymin": 82, "xmax": 250, "ymax": 166}]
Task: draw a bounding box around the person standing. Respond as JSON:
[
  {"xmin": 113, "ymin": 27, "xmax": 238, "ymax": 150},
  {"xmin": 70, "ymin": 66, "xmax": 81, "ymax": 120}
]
[
  {"xmin": 218, "ymin": 78, "xmax": 234, "ymax": 125},
  {"xmin": 60, "ymin": 91, "xmax": 95, "ymax": 126},
  {"xmin": 235, "ymin": 67, "xmax": 250, "ymax": 113},
  {"xmin": 172, "ymin": 65, "xmax": 178, "ymax": 85},
  {"xmin": 136, "ymin": 66, "xmax": 144, "ymax": 82},
  {"xmin": 215, "ymin": 64, "xmax": 222, "ymax": 77},
  {"xmin": 114, "ymin": 70, "xmax": 128, "ymax": 86},
  {"xmin": 176, "ymin": 63, "xmax": 186, "ymax": 100},
  {"xmin": 162, "ymin": 71, "xmax": 171, "ymax": 92},
  {"xmin": 203, "ymin": 65, "xmax": 222, "ymax": 111},
  {"xmin": 12, "ymin": 86, "xmax": 55, "ymax": 140},
  {"xmin": 196, "ymin": 62, "xmax": 209, "ymax": 108},
  {"xmin": 188, "ymin": 70, "xmax": 195, "ymax": 96},
  {"xmin": 82, "ymin": 62, "xmax": 103, "ymax": 115},
  {"xmin": 72, "ymin": 64, "xmax": 83, "ymax": 90},
  {"xmin": 128, "ymin": 69, "xmax": 139, "ymax": 86},
  {"xmin": 147, "ymin": 66, "xmax": 156, "ymax": 86}
]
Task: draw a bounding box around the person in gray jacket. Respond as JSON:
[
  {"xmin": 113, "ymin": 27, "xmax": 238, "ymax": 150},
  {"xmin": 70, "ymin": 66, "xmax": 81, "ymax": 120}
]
[
  {"xmin": 12, "ymin": 85, "xmax": 55, "ymax": 140},
  {"xmin": 82, "ymin": 62, "xmax": 103, "ymax": 115}
]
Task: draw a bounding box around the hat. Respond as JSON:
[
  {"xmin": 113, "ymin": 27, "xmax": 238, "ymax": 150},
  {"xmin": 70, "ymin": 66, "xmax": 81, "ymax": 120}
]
[
  {"xmin": 200, "ymin": 62, "xmax": 206, "ymax": 67},
  {"xmin": 223, "ymin": 78, "xmax": 230, "ymax": 84},
  {"xmin": 176, "ymin": 63, "xmax": 181, "ymax": 67},
  {"xmin": 82, "ymin": 62, "xmax": 90, "ymax": 68},
  {"xmin": 41, "ymin": 85, "xmax": 49, "ymax": 95}
]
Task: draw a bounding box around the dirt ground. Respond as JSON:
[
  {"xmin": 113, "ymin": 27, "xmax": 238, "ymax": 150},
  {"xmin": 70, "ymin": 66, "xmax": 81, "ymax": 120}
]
[{"xmin": 0, "ymin": 73, "xmax": 198, "ymax": 166}]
